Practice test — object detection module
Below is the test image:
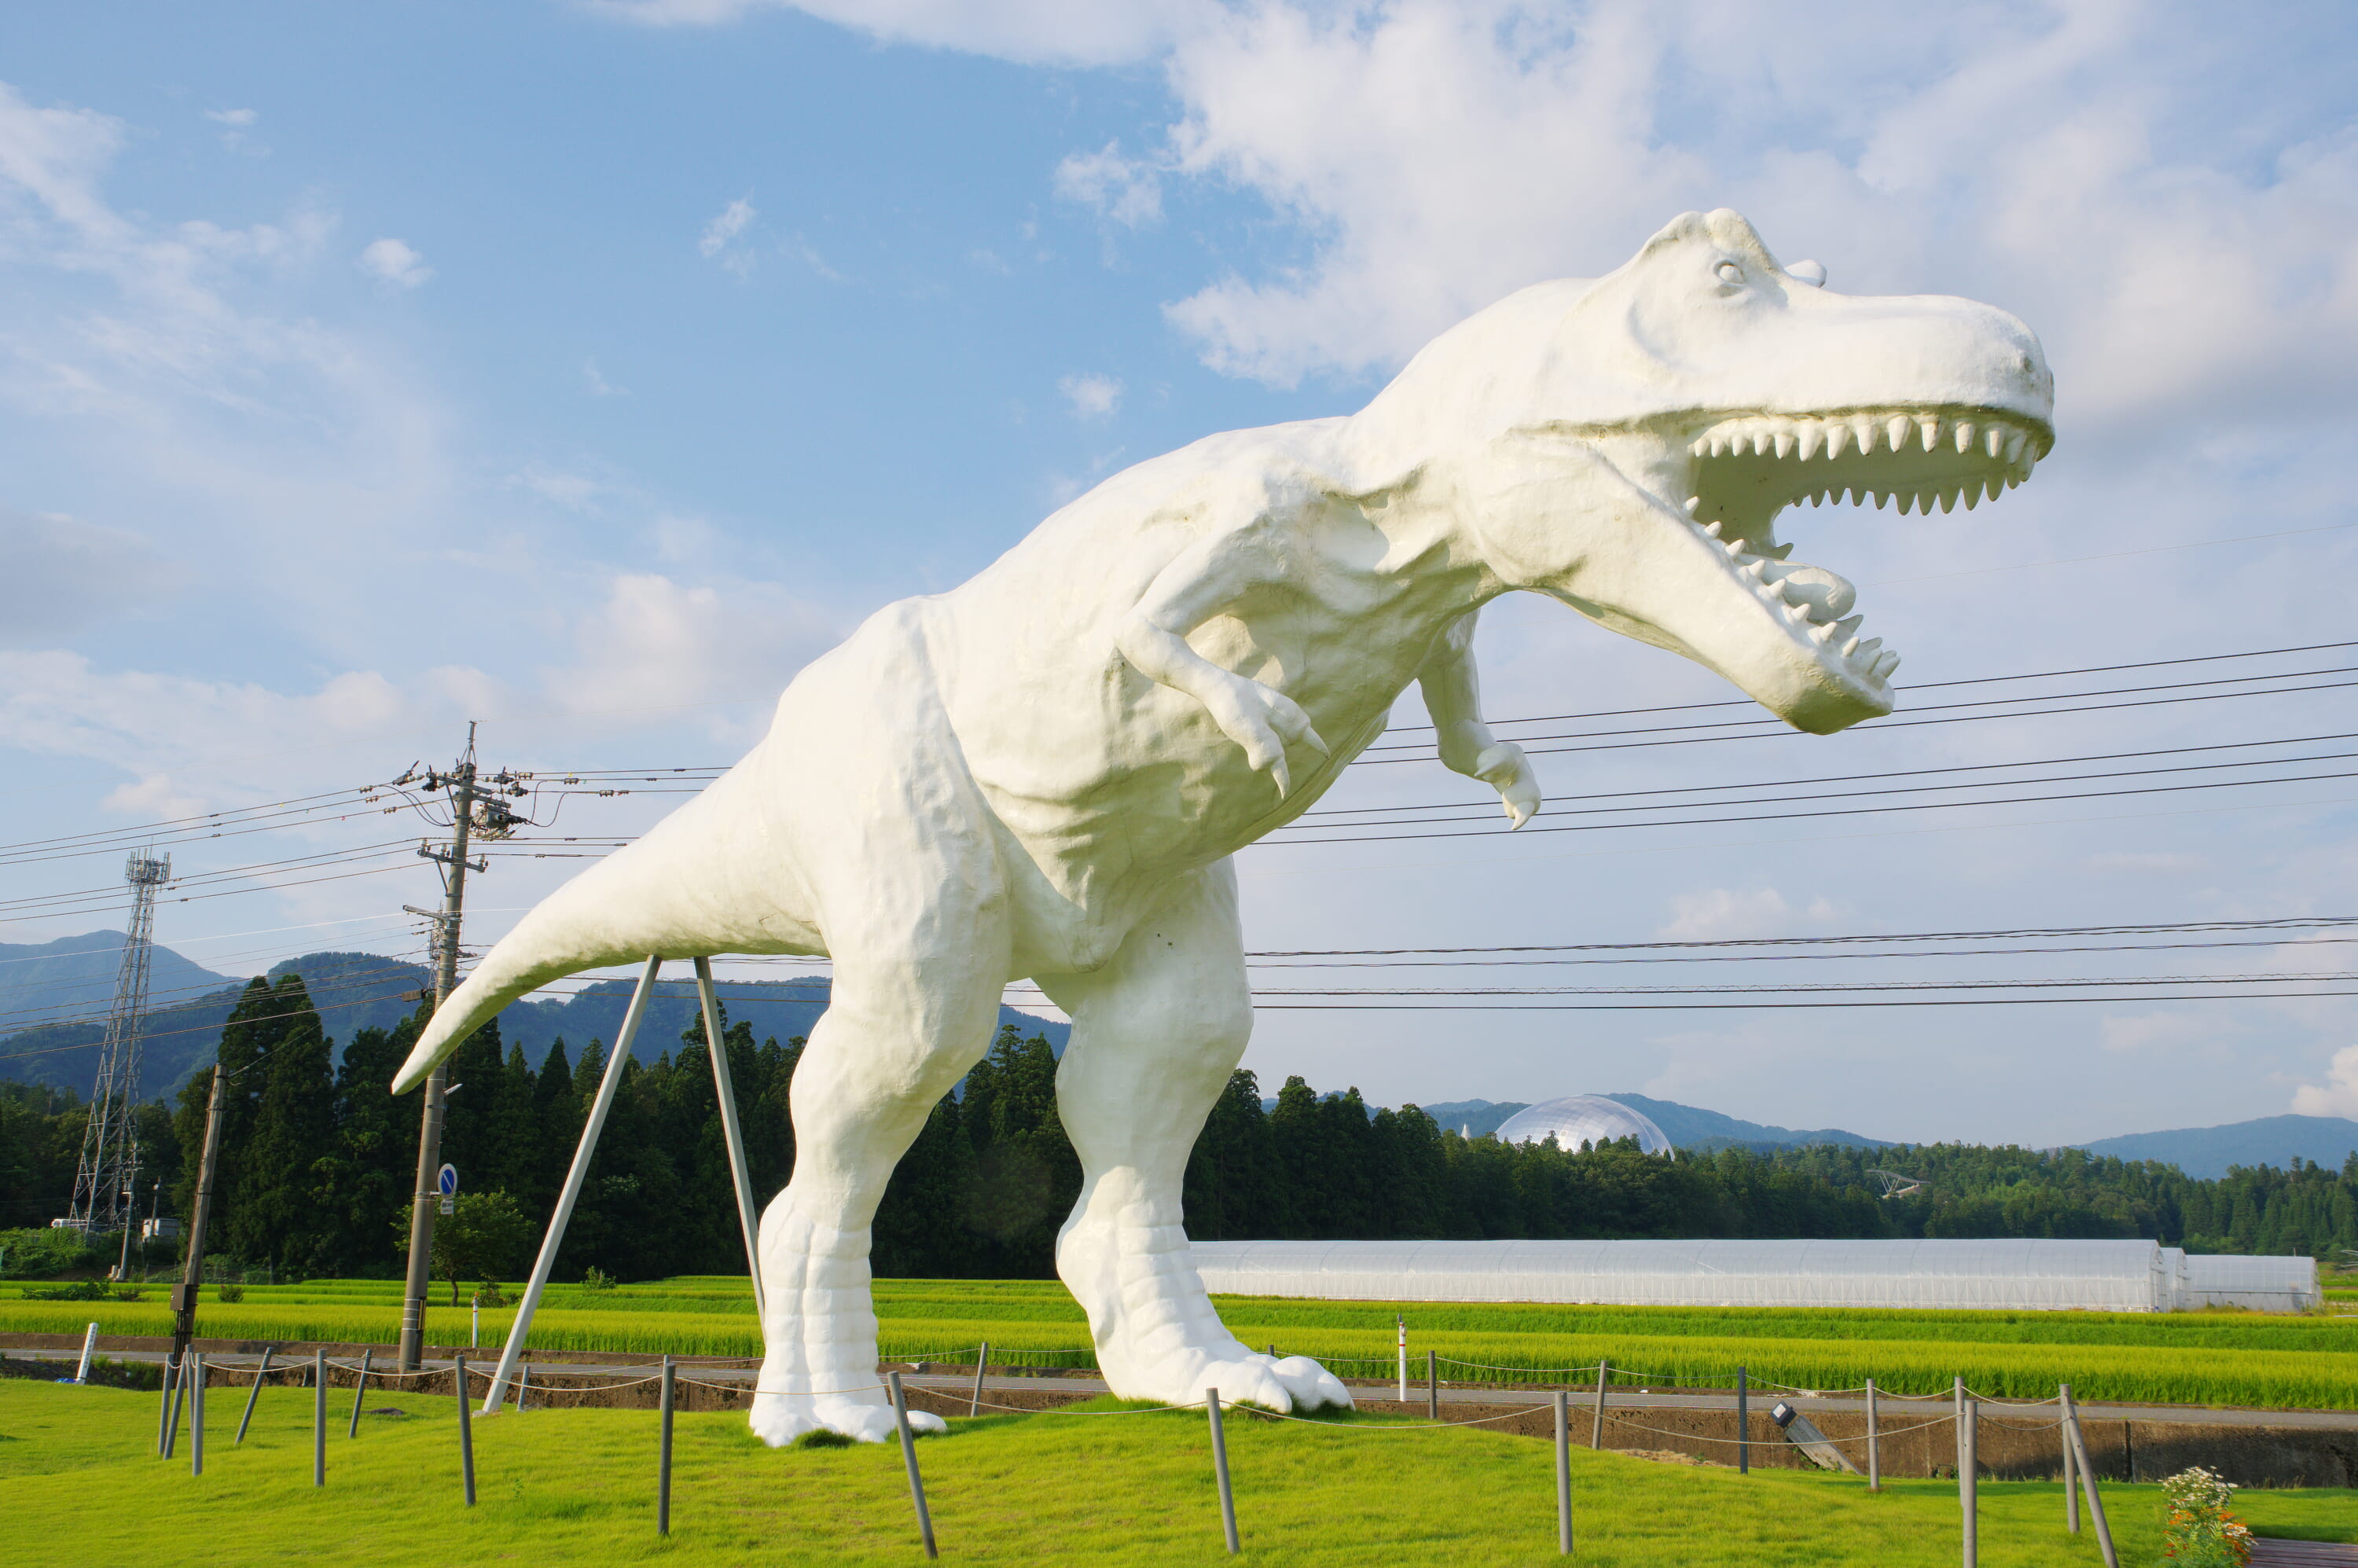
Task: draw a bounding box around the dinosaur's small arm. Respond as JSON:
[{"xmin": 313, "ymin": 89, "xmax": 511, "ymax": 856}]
[
  {"xmin": 1113, "ymin": 523, "xmax": 1331, "ymax": 799},
  {"xmin": 1416, "ymin": 611, "xmax": 1541, "ymax": 828},
  {"xmin": 1113, "ymin": 516, "xmax": 1539, "ymax": 821}
]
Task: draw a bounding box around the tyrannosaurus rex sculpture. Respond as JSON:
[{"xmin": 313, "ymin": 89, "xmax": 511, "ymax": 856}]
[{"xmin": 395, "ymin": 209, "xmax": 2053, "ymax": 1442}]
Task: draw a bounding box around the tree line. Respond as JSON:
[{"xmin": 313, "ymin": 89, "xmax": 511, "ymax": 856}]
[{"xmin": 4, "ymin": 968, "xmax": 2355, "ymax": 1281}]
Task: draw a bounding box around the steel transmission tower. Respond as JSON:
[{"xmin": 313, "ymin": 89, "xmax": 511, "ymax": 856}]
[{"xmin": 65, "ymin": 850, "xmax": 172, "ymax": 1233}]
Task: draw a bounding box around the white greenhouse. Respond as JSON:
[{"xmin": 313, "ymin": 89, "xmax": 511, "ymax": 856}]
[{"xmin": 1189, "ymin": 1238, "xmax": 2320, "ymax": 1313}]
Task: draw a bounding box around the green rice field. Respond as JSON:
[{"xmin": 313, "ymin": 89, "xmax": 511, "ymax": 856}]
[
  {"xmin": 10, "ymin": 1276, "xmax": 2358, "ymax": 1408},
  {"xmin": 9, "ymin": 1378, "xmax": 2357, "ymax": 1566}
]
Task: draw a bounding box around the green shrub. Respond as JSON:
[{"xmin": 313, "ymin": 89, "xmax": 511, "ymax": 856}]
[
  {"xmin": 580, "ymin": 1266, "xmax": 615, "ymax": 1293},
  {"xmin": 0, "ymin": 1228, "xmax": 101, "ymax": 1280},
  {"xmin": 215, "ymin": 1283, "xmax": 244, "ymax": 1303}
]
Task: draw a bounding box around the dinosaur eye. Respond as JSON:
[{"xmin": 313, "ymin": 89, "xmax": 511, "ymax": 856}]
[{"xmin": 1715, "ymin": 261, "xmax": 1743, "ymax": 285}]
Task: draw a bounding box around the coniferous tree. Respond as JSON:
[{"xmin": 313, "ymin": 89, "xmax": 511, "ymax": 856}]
[{"xmin": 222, "ymin": 974, "xmax": 338, "ymax": 1276}]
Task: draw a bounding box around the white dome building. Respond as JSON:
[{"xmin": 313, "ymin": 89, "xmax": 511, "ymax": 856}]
[{"xmin": 1493, "ymin": 1095, "xmax": 1672, "ymax": 1155}]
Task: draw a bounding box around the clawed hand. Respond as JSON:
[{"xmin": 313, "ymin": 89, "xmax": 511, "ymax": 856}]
[
  {"xmin": 1472, "ymin": 741, "xmax": 1541, "ymax": 828},
  {"xmin": 1202, "ymin": 675, "xmax": 1329, "ymax": 797}
]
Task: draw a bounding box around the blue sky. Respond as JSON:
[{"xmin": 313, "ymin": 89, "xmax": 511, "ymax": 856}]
[{"xmin": 4, "ymin": 0, "xmax": 2356, "ymax": 1144}]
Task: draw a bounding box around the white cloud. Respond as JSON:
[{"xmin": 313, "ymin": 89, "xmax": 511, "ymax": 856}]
[
  {"xmin": 700, "ymin": 196, "xmax": 756, "ymax": 260},
  {"xmin": 2292, "ymin": 1045, "xmax": 2358, "ymax": 1118},
  {"xmin": 1055, "ymin": 141, "xmax": 1162, "ymax": 227},
  {"xmin": 588, "ymin": 0, "xmax": 1195, "ymax": 68},
  {"xmin": 0, "ymin": 507, "xmax": 179, "ymax": 643},
  {"xmin": 203, "ymin": 108, "xmax": 259, "ymax": 128},
  {"xmin": 537, "ymin": 571, "xmax": 843, "ymax": 718},
  {"xmin": 582, "ymin": 358, "xmax": 626, "ymax": 396},
  {"xmin": 1059, "ymin": 372, "xmax": 1123, "ymax": 419},
  {"xmin": 359, "ymin": 237, "xmax": 432, "ymax": 288},
  {"xmin": 1656, "ymin": 887, "xmax": 1840, "ymax": 942},
  {"xmin": 2100, "ymin": 1012, "xmax": 2218, "ymax": 1056}
]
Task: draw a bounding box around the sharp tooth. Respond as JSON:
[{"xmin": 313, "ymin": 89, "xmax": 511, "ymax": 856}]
[
  {"xmin": 1685, "ymin": 495, "xmax": 1703, "ymax": 516},
  {"xmin": 1796, "ymin": 425, "xmax": 1820, "ymax": 461},
  {"xmin": 1886, "ymin": 415, "xmax": 1912, "ymax": 452},
  {"xmin": 1963, "ymin": 483, "xmax": 1980, "ymax": 511},
  {"xmin": 1937, "ymin": 487, "xmax": 1957, "ymax": 513},
  {"xmin": 1813, "ymin": 619, "xmax": 1840, "ymax": 644},
  {"xmin": 1954, "ymin": 420, "xmax": 1975, "ymax": 454},
  {"xmin": 2003, "ymin": 428, "xmax": 2026, "ymax": 465},
  {"xmin": 1871, "ymin": 650, "xmax": 1902, "ymax": 681},
  {"xmin": 1842, "ymin": 635, "xmax": 1861, "ymax": 655},
  {"xmin": 1785, "ymin": 600, "xmax": 1812, "ymax": 625},
  {"xmin": 1985, "ymin": 426, "xmax": 2006, "ymax": 459},
  {"xmin": 1707, "ymin": 435, "xmax": 1726, "ymax": 457},
  {"xmin": 1702, "ymin": 515, "xmax": 1721, "ymax": 534},
  {"xmin": 1853, "ymin": 636, "xmax": 1883, "ymax": 659},
  {"xmin": 1765, "ymin": 542, "xmax": 1794, "ymax": 560},
  {"xmin": 1690, "ymin": 439, "xmax": 1708, "ymax": 458},
  {"xmin": 1873, "ymin": 489, "xmax": 1890, "ymax": 510},
  {"xmin": 1853, "ymin": 417, "xmax": 1878, "ymax": 454},
  {"xmin": 2006, "ymin": 471, "xmax": 2022, "ymax": 490},
  {"xmin": 1830, "ymin": 615, "xmax": 1864, "ymax": 642},
  {"xmin": 1752, "ymin": 430, "xmax": 1774, "ymax": 457},
  {"xmin": 1723, "ymin": 534, "xmax": 1742, "ymax": 554},
  {"xmin": 1743, "ymin": 557, "xmax": 1768, "ymax": 579},
  {"xmin": 1824, "ymin": 423, "xmax": 1849, "ymax": 459},
  {"xmin": 1897, "ymin": 490, "xmax": 1917, "ymax": 516},
  {"xmin": 1773, "ymin": 429, "xmax": 1794, "ymax": 459},
  {"xmin": 1918, "ymin": 415, "xmax": 1941, "ymax": 451}
]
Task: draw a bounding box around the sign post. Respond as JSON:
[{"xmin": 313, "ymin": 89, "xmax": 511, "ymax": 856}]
[{"xmin": 437, "ymin": 1165, "xmax": 457, "ymax": 1217}]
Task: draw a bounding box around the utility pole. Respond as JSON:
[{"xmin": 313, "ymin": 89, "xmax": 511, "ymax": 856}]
[
  {"xmin": 170, "ymin": 1061, "xmax": 230, "ymax": 1364},
  {"xmin": 395, "ymin": 724, "xmax": 524, "ymax": 1372}
]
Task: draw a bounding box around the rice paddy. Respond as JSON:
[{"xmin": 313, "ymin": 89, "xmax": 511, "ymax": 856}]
[{"xmin": 9, "ymin": 1275, "xmax": 2358, "ymax": 1408}]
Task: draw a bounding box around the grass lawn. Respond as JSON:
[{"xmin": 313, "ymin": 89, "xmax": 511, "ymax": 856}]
[{"xmin": 8, "ymin": 1378, "xmax": 2358, "ymax": 1566}]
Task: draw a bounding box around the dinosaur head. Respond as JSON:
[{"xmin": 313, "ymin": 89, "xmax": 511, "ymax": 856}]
[{"xmin": 1364, "ymin": 208, "xmax": 2054, "ymax": 733}]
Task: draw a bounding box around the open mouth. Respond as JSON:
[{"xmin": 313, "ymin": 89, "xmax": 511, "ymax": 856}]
[{"xmin": 1677, "ymin": 405, "xmax": 2052, "ymax": 692}]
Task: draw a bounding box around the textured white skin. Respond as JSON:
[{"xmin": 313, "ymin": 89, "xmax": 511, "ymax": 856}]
[{"xmin": 394, "ymin": 210, "xmax": 2053, "ymax": 1441}]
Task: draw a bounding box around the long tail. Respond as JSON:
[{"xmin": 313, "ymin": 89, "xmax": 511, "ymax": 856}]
[{"xmin": 391, "ymin": 762, "xmax": 803, "ymax": 1093}]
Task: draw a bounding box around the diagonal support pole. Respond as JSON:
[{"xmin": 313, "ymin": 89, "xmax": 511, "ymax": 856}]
[
  {"xmin": 692, "ymin": 957, "xmax": 766, "ymax": 1320},
  {"xmin": 482, "ymin": 955, "xmax": 661, "ymax": 1413}
]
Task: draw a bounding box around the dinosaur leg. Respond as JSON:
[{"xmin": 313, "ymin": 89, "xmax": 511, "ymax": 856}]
[
  {"xmin": 748, "ymin": 922, "xmax": 1010, "ymax": 1446},
  {"xmin": 1038, "ymin": 861, "xmax": 1351, "ymax": 1413}
]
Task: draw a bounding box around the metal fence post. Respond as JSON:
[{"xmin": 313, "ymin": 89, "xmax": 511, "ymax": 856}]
[
  {"xmin": 156, "ymin": 1353, "xmax": 176, "ymax": 1457},
  {"xmin": 1959, "ymin": 1392, "xmax": 1978, "ymax": 1568},
  {"xmin": 1736, "ymin": 1366, "xmax": 1749, "ymax": 1474},
  {"xmin": 2060, "ymin": 1386, "xmax": 2117, "ymax": 1568},
  {"xmin": 516, "ymin": 1361, "xmax": 530, "ymax": 1412},
  {"xmin": 457, "ymin": 1353, "xmax": 476, "ymax": 1506},
  {"xmin": 1865, "ymin": 1377, "xmax": 1879, "ymax": 1492},
  {"xmin": 1553, "ymin": 1390, "xmax": 1572, "ymax": 1555},
  {"xmin": 311, "ymin": 1349, "xmax": 325, "ymax": 1487},
  {"xmin": 659, "ymin": 1356, "xmax": 675, "ymax": 1537},
  {"xmin": 348, "ymin": 1346, "xmax": 373, "ymax": 1438},
  {"xmin": 189, "ymin": 1353, "xmax": 205, "ymax": 1476},
  {"xmin": 970, "ymin": 1342, "xmax": 989, "ymax": 1417},
  {"xmin": 237, "ymin": 1346, "xmax": 274, "ymax": 1444},
  {"xmin": 163, "ymin": 1353, "xmax": 186, "ymax": 1460},
  {"xmin": 887, "ymin": 1371, "xmax": 938, "ymax": 1559},
  {"xmin": 75, "ymin": 1321, "xmax": 97, "ymax": 1383},
  {"xmin": 1427, "ymin": 1349, "xmax": 1438, "ymax": 1419},
  {"xmin": 1207, "ymin": 1387, "xmax": 1240, "ymax": 1556},
  {"xmin": 2061, "ymin": 1383, "xmax": 2079, "ymax": 1533},
  {"xmin": 1591, "ymin": 1359, "xmax": 1610, "ymax": 1450}
]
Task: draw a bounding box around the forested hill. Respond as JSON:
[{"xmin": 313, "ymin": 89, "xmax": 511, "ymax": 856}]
[
  {"xmin": 0, "ymin": 949, "xmax": 1065, "ymax": 1101},
  {"xmin": 6, "ymin": 972, "xmax": 2355, "ymax": 1281}
]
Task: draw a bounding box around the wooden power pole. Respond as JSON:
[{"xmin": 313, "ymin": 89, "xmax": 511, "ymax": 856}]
[{"xmin": 169, "ymin": 1061, "xmax": 230, "ymax": 1363}]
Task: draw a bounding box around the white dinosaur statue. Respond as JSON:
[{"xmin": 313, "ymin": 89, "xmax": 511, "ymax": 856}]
[{"xmin": 395, "ymin": 209, "xmax": 2052, "ymax": 1442}]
